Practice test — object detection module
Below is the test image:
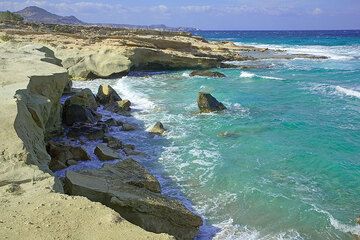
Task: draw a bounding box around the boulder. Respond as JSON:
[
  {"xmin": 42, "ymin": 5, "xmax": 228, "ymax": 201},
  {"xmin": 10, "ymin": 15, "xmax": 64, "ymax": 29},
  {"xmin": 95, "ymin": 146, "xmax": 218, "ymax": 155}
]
[
  {"xmin": 104, "ymin": 100, "xmax": 131, "ymax": 114},
  {"xmin": 62, "ymin": 104, "xmax": 99, "ymax": 126},
  {"xmin": 96, "ymin": 84, "xmax": 121, "ymax": 105},
  {"xmin": 103, "ymin": 135, "xmax": 123, "ymax": 150},
  {"xmin": 118, "ymin": 99, "xmax": 131, "ymax": 111},
  {"xmin": 122, "ymin": 123, "xmax": 136, "ymax": 131},
  {"xmin": 67, "ymin": 123, "xmax": 107, "ymax": 140},
  {"xmin": 190, "ymin": 70, "xmax": 226, "ymax": 78},
  {"xmin": 64, "ymin": 160, "xmax": 202, "ymax": 239},
  {"xmin": 197, "ymin": 92, "xmax": 226, "ymax": 113},
  {"xmin": 356, "ymin": 216, "xmax": 360, "ymax": 225},
  {"xmin": 46, "ymin": 141, "xmax": 90, "ymax": 171},
  {"xmin": 148, "ymin": 122, "xmax": 166, "ymax": 135},
  {"xmin": 94, "ymin": 143, "xmax": 119, "ymax": 161},
  {"xmin": 103, "ymin": 118, "xmax": 123, "ymax": 127},
  {"xmin": 66, "ymin": 50, "xmax": 131, "ymax": 79},
  {"xmin": 64, "ymin": 88, "xmax": 98, "ymax": 111}
]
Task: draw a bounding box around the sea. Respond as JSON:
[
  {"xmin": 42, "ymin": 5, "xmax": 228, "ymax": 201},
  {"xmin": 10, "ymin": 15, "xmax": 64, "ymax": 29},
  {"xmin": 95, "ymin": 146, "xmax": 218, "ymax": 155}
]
[{"xmin": 70, "ymin": 30, "xmax": 360, "ymax": 239}]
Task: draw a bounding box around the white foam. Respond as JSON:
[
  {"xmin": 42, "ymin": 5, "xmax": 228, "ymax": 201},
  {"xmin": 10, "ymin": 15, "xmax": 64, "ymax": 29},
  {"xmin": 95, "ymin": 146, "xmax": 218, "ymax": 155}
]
[
  {"xmin": 182, "ymin": 72, "xmax": 191, "ymax": 78},
  {"xmin": 335, "ymin": 86, "xmax": 360, "ymax": 99},
  {"xmin": 235, "ymin": 42, "xmax": 359, "ymax": 61},
  {"xmin": 213, "ymin": 219, "xmax": 260, "ymax": 240},
  {"xmin": 240, "ymin": 71, "xmax": 284, "ymax": 80},
  {"xmin": 113, "ymin": 77, "xmax": 157, "ymax": 111},
  {"xmin": 311, "ymin": 205, "xmax": 360, "ymax": 236},
  {"xmin": 240, "ymin": 71, "xmax": 256, "ymax": 78}
]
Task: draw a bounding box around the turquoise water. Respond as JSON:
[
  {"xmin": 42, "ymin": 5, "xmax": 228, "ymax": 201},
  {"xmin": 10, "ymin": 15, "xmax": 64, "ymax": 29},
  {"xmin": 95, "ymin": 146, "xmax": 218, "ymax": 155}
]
[{"xmin": 75, "ymin": 31, "xmax": 360, "ymax": 239}]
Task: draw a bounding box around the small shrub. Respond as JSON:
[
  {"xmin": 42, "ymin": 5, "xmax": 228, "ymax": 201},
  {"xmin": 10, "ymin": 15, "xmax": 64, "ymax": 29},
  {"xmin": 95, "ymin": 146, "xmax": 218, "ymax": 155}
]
[
  {"xmin": 0, "ymin": 11, "xmax": 23, "ymax": 23},
  {"xmin": 0, "ymin": 34, "xmax": 14, "ymax": 42}
]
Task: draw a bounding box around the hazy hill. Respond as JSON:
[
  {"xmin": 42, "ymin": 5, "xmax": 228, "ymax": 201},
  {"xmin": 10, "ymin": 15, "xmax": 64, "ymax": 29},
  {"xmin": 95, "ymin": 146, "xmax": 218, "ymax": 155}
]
[
  {"xmin": 14, "ymin": 6, "xmax": 199, "ymax": 31},
  {"xmin": 16, "ymin": 6, "xmax": 83, "ymax": 25}
]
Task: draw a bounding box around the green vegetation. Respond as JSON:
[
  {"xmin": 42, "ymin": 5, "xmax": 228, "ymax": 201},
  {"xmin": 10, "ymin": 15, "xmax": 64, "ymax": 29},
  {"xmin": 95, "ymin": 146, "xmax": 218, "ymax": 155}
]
[
  {"xmin": 0, "ymin": 11, "xmax": 24, "ymax": 23},
  {"xmin": 0, "ymin": 34, "xmax": 14, "ymax": 42}
]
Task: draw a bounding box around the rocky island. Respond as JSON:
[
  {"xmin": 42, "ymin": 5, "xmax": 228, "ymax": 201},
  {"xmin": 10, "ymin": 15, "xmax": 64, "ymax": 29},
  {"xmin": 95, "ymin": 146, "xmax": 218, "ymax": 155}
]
[{"xmin": 0, "ymin": 10, "xmax": 329, "ymax": 240}]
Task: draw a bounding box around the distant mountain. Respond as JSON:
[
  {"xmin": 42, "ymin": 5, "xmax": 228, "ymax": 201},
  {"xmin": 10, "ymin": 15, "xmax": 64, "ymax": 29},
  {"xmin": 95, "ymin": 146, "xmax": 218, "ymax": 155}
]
[
  {"xmin": 16, "ymin": 6, "xmax": 83, "ymax": 25},
  {"xmin": 93, "ymin": 23, "xmax": 199, "ymax": 32},
  {"xmin": 14, "ymin": 6, "xmax": 199, "ymax": 31}
]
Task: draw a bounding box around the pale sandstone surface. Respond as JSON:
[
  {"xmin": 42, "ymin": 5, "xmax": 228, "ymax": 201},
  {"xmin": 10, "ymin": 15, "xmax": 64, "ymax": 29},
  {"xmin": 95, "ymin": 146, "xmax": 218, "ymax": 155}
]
[{"xmin": 0, "ymin": 42, "xmax": 173, "ymax": 240}]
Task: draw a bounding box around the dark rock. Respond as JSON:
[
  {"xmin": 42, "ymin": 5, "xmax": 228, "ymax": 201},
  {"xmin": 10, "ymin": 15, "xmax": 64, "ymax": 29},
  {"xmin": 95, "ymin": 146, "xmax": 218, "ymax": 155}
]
[
  {"xmin": 46, "ymin": 141, "xmax": 90, "ymax": 171},
  {"xmin": 64, "ymin": 160, "xmax": 202, "ymax": 239},
  {"xmin": 104, "ymin": 100, "xmax": 131, "ymax": 114},
  {"xmin": 122, "ymin": 123, "xmax": 136, "ymax": 131},
  {"xmin": 63, "ymin": 80, "xmax": 73, "ymax": 94},
  {"xmin": 148, "ymin": 122, "xmax": 166, "ymax": 135},
  {"xmin": 197, "ymin": 92, "xmax": 226, "ymax": 113},
  {"xmin": 94, "ymin": 143, "xmax": 119, "ymax": 161},
  {"xmin": 62, "ymin": 104, "xmax": 99, "ymax": 126},
  {"xmin": 190, "ymin": 70, "xmax": 226, "ymax": 78},
  {"xmin": 64, "ymin": 88, "xmax": 98, "ymax": 111},
  {"xmin": 103, "ymin": 135, "xmax": 123, "ymax": 149},
  {"xmin": 67, "ymin": 123, "xmax": 106, "ymax": 140},
  {"xmin": 117, "ymin": 99, "xmax": 131, "ymax": 111},
  {"xmin": 96, "ymin": 84, "xmax": 121, "ymax": 105},
  {"xmin": 103, "ymin": 118, "xmax": 123, "ymax": 127}
]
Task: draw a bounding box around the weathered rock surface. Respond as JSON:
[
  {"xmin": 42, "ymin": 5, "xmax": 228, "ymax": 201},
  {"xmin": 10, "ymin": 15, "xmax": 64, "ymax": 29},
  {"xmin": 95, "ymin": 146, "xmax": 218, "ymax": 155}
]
[
  {"xmin": 64, "ymin": 88, "xmax": 98, "ymax": 110},
  {"xmin": 46, "ymin": 141, "xmax": 90, "ymax": 171},
  {"xmin": 148, "ymin": 122, "xmax": 166, "ymax": 135},
  {"xmin": 67, "ymin": 122, "xmax": 107, "ymax": 140},
  {"xmin": 94, "ymin": 143, "xmax": 119, "ymax": 161},
  {"xmin": 66, "ymin": 49, "xmax": 132, "ymax": 79},
  {"xmin": 63, "ymin": 104, "xmax": 99, "ymax": 126},
  {"xmin": 197, "ymin": 92, "xmax": 226, "ymax": 113},
  {"xmin": 105, "ymin": 100, "xmax": 132, "ymax": 114},
  {"xmin": 0, "ymin": 42, "xmax": 173, "ymax": 240},
  {"xmin": 64, "ymin": 160, "xmax": 202, "ymax": 239},
  {"xmin": 62, "ymin": 88, "xmax": 100, "ymax": 126},
  {"xmin": 96, "ymin": 84, "xmax": 122, "ymax": 105},
  {"xmin": 122, "ymin": 123, "xmax": 136, "ymax": 131},
  {"xmin": 103, "ymin": 135, "xmax": 123, "ymax": 150},
  {"xmin": 190, "ymin": 70, "xmax": 226, "ymax": 78}
]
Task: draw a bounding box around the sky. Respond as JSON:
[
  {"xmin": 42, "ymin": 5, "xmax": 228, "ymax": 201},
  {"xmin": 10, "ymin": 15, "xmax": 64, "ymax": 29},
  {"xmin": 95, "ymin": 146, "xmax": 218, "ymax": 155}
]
[{"xmin": 0, "ymin": 0, "xmax": 360, "ymax": 30}]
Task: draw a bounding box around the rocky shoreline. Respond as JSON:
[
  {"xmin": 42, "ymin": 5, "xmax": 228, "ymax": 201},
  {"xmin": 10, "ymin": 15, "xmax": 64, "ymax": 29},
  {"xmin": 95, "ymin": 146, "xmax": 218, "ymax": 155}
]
[{"xmin": 0, "ymin": 22, "xmax": 329, "ymax": 240}]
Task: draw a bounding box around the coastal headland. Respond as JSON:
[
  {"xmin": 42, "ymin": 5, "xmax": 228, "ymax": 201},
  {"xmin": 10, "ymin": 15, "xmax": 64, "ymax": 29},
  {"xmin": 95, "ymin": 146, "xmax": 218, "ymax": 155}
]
[{"xmin": 0, "ymin": 20, "xmax": 328, "ymax": 240}]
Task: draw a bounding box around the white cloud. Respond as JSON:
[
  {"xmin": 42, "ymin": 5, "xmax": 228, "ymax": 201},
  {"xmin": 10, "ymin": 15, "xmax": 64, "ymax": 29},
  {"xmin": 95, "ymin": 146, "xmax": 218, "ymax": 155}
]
[
  {"xmin": 312, "ymin": 8, "xmax": 323, "ymax": 15},
  {"xmin": 150, "ymin": 5, "xmax": 169, "ymax": 14},
  {"xmin": 181, "ymin": 5, "xmax": 212, "ymax": 13}
]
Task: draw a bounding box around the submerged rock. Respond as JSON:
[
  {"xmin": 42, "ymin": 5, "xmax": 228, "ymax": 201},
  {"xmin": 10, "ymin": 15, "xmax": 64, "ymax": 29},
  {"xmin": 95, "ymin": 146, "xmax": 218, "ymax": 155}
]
[
  {"xmin": 148, "ymin": 122, "xmax": 166, "ymax": 135},
  {"xmin": 94, "ymin": 143, "xmax": 119, "ymax": 161},
  {"xmin": 197, "ymin": 92, "xmax": 226, "ymax": 113},
  {"xmin": 96, "ymin": 84, "xmax": 122, "ymax": 105},
  {"xmin": 190, "ymin": 70, "xmax": 226, "ymax": 78},
  {"xmin": 64, "ymin": 160, "xmax": 202, "ymax": 239},
  {"xmin": 46, "ymin": 141, "xmax": 90, "ymax": 171}
]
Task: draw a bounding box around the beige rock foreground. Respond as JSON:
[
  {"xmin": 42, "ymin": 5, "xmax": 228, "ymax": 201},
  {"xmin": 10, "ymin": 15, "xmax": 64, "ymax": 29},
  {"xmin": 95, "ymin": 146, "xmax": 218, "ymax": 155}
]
[{"xmin": 0, "ymin": 42, "xmax": 173, "ymax": 240}]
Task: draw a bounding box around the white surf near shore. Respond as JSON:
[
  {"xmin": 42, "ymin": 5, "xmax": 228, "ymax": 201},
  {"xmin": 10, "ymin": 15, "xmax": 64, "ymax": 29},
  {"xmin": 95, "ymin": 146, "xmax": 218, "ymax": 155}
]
[
  {"xmin": 235, "ymin": 42, "xmax": 360, "ymax": 61},
  {"xmin": 240, "ymin": 71, "xmax": 284, "ymax": 80},
  {"xmin": 335, "ymin": 86, "xmax": 360, "ymax": 99}
]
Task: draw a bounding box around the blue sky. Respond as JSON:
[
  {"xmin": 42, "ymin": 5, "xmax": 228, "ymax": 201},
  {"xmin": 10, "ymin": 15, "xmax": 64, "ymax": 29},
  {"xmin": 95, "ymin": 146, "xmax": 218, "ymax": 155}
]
[{"xmin": 1, "ymin": 0, "xmax": 359, "ymax": 30}]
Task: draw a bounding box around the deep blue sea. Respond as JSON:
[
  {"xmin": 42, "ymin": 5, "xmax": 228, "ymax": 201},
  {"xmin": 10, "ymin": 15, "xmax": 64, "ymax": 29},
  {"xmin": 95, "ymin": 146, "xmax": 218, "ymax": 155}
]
[{"xmin": 72, "ymin": 30, "xmax": 360, "ymax": 239}]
